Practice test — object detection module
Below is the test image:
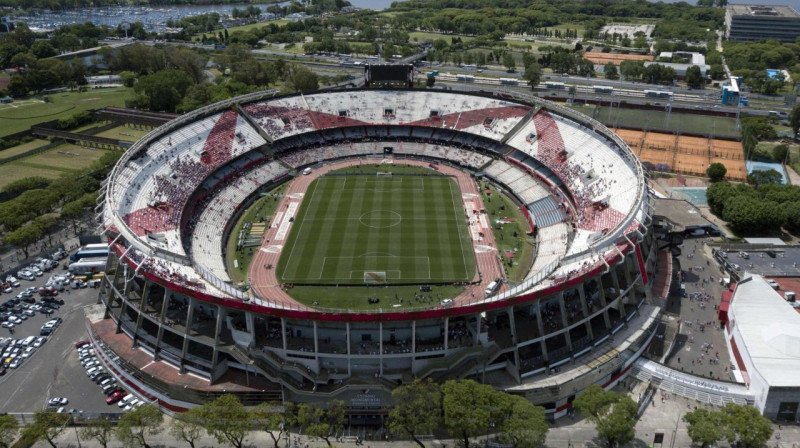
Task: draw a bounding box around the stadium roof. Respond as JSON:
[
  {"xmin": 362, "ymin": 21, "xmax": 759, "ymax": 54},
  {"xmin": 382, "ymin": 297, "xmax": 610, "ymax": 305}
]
[{"xmin": 731, "ymin": 274, "xmax": 800, "ymax": 387}]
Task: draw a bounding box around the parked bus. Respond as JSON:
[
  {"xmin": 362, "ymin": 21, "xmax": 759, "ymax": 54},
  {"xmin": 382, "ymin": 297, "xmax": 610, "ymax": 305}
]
[
  {"xmin": 68, "ymin": 257, "xmax": 107, "ymax": 274},
  {"xmin": 545, "ymin": 81, "xmax": 566, "ymax": 89},
  {"xmin": 500, "ymin": 78, "xmax": 519, "ymax": 86},
  {"xmin": 593, "ymin": 85, "xmax": 614, "ymax": 94},
  {"xmin": 70, "ymin": 247, "xmax": 110, "ymax": 262},
  {"xmin": 644, "ymin": 90, "xmax": 674, "ymax": 100}
]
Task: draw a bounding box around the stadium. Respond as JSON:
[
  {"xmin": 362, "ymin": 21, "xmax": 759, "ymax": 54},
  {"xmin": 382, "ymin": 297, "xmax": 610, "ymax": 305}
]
[{"xmin": 91, "ymin": 86, "xmax": 660, "ymax": 422}]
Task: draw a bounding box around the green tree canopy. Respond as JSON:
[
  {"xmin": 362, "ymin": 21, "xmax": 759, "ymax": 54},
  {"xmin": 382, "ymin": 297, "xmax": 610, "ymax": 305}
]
[
  {"xmin": 573, "ymin": 385, "xmax": 638, "ymax": 448},
  {"xmin": 80, "ymin": 417, "xmax": 115, "ymax": 448},
  {"xmin": 604, "ymin": 62, "xmax": 619, "ymax": 80},
  {"xmin": 251, "ymin": 402, "xmax": 288, "ymax": 448},
  {"xmin": 131, "ymin": 69, "xmax": 195, "ymax": 112},
  {"xmin": 198, "ymin": 394, "xmax": 251, "ymax": 448},
  {"xmin": 388, "ymin": 379, "xmax": 443, "ymax": 448},
  {"xmin": 498, "ymin": 395, "xmax": 548, "ymax": 448},
  {"xmin": 0, "ymin": 414, "xmax": 18, "ymax": 448},
  {"xmin": 442, "ymin": 379, "xmax": 506, "ymax": 448},
  {"xmin": 747, "ymin": 169, "xmax": 783, "ymax": 186},
  {"xmin": 707, "ymin": 162, "xmax": 727, "ymax": 182},
  {"xmin": 20, "ymin": 410, "xmax": 71, "ymax": 448},
  {"xmin": 683, "ymin": 408, "xmax": 729, "ymax": 448},
  {"xmin": 789, "ymin": 103, "xmax": 800, "ymax": 139},
  {"xmin": 291, "ymin": 400, "xmax": 346, "ymax": 447},
  {"xmin": 116, "ymin": 403, "xmax": 164, "ymax": 448},
  {"xmin": 722, "ymin": 403, "xmax": 773, "ymax": 448}
]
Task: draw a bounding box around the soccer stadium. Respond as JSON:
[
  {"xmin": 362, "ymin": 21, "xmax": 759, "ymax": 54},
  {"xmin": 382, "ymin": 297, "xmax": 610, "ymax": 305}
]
[{"xmin": 90, "ymin": 87, "xmax": 660, "ymax": 422}]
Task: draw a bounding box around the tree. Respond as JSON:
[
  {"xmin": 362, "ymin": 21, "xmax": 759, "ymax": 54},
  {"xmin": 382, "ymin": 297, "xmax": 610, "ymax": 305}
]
[
  {"xmin": 31, "ymin": 41, "xmax": 57, "ymax": 59},
  {"xmin": 683, "ymin": 408, "xmax": 729, "ymax": 448},
  {"xmin": 80, "ymin": 417, "xmax": 115, "ymax": 448},
  {"xmin": 169, "ymin": 407, "xmax": 205, "ymax": 448},
  {"xmin": 786, "ymin": 202, "xmax": 800, "ymax": 231},
  {"xmin": 199, "ymin": 394, "xmax": 251, "ymax": 448},
  {"xmin": 523, "ymin": 62, "xmax": 542, "ymax": 89},
  {"xmin": 426, "ymin": 75, "xmax": 436, "ymax": 88},
  {"xmin": 290, "ymin": 65, "xmax": 319, "ymax": 92},
  {"xmin": 34, "ymin": 215, "xmax": 59, "ymax": 247},
  {"xmin": 594, "ymin": 397, "xmax": 637, "ymax": 448},
  {"xmin": 116, "ymin": 404, "xmax": 164, "ymax": 448},
  {"xmin": 498, "ymin": 395, "xmax": 548, "ymax": 448},
  {"xmin": 20, "ymin": 410, "xmax": 71, "ymax": 448},
  {"xmin": 0, "ymin": 414, "xmax": 18, "ymax": 448},
  {"xmin": 604, "ymin": 63, "xmax": 619, "ymax": 80},
  {"xmin": 685, "ymin": 65, "xmax": 705, "ymax": 88},
  {"xmin": 772, "ymin": 144, "xmax": 790, "ymax": 164},
  {"xmin": 388, "ymin": 379, "xmax": 443, "ymax": 448},
  {"xmin": 789, "ymin": 103, "xmax": 800, "ymax": 139},
  {"xmin": 291, "ymin": 400, "xmax": 346, "ymax": 447},
  {"xmin": 132, "ymin": 69, "xmax": 195, "ymax": 112},
  {"xmin": 573, "ymin": 385, "xmax": 638, "ymax": 448},
  {"xmin": 119, "ymin": 71, "xmax": 137, "ymax": 87},
  {"xmin": 747, "ymin": 169, "xmax": 783, "ymax": 186},
  {"xmin": 707, "ymin": 162, "xmax": 727, "ymax": 182},
  {"xmin": 503, "ymin": 52, "xmax": 516, "ymax": 71},
  {"xmin": 252, "ymin": 402, "xmax": 288, "ymax": 448},
  {"xmin": 3, "ymin": 224, "xmax": 43, "ymax": 259},
  {"xmin": 722, "ymin": 403, "xmax": 773, "ymax": 448},
  {"xmin": 442, "ymin": 379, "xmax": 504, "ymax": 448}
]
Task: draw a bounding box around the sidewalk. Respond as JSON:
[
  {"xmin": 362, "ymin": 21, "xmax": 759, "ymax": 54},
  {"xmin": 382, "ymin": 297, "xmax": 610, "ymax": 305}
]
[{"xmin": 34, "ymin": 391, "xmax": 797, "ymax": 448}]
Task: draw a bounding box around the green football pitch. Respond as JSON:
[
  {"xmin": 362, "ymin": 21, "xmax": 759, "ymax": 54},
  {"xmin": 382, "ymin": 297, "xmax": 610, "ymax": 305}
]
[{"xmin": 277, "ymin": 173, "xmax": 476, "ymax": 285}]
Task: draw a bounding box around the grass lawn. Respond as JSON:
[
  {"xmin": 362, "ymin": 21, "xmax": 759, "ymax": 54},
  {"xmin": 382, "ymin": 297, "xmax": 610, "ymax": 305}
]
[
  {"xmin": 277, "ymin": 169, "xmax": 476, "ymax": 285},
  {"xmin": 194, "ymin": 19, "xmax": 290, "ymax": 40},
  {"xmin": 595, "ymin": 106, "xmax": 740, "ymax": 138},
  {"xmin": 478, "ymin": 180, "xmax": 535, "ymax": 282},
  {"xmin": 0, "ymin": 163, "xmax": 63, "ymax": 188},
  {"xmin": 0, "ymin": 139, "xmax": 50, "ymax": 159},
  {"xmin": 95, "ymin": 126, "xmax": 149, "ymax": 142},
  {"xmin": 0, "ymin": 87, "xmax": 134, "ymax": 138},
  {"xmin": 227, "ymin": 182, "xmax": 289, "ymax": 284},
  {"xmin": 15, "ymin": 143, "xmax": 109, "ymax": 172},
  {"xmin": 409, "ymin": 31, "xmax": 475, "ymax": 44}
]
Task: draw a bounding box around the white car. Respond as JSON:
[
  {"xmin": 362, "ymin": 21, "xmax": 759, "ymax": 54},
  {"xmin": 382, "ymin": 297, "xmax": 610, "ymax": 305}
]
[
  {"xmin": 1, "ymin": 286, "xmax": 11, "ymax": 294},
  {"xmin": 48, "ymin": 397, "xmax": 68, "ymax": 407},
  {"xmin": 9, "ymin": 358, "xmax": 22, "ymax": 368},
  {"xmin": 7, "ymin": 316, "xmax": 21, "ymax": 324},
  {"xmin": 22, "ymin": 347, "xmax": 36, "ymax": 358},
  {"xmin": 1, "ymin": 322, "xmax": 13, "ymax": 329},
  {"xmin": 124, "ymin": 399, "xmax": 140, "ymax": 411},
  {"xmin": 33, "ymin": 337, "xmax": 46, "ymax": 348}
]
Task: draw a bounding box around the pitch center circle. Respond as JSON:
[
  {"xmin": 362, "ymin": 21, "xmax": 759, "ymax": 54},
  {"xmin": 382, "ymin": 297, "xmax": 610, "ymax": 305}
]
[{"xmin": 359, "ymin": 210, "xmax": 402, "ymax": 228}]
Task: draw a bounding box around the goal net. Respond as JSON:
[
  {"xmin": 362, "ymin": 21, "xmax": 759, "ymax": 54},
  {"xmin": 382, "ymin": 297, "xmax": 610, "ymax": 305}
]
[
  {"xmin": 363, "ymin": 271, "xmax": 388, "ymax": 284},
  {"xmin": 376, "ymin": 172, "xmax": 393, "ymax": 177}
]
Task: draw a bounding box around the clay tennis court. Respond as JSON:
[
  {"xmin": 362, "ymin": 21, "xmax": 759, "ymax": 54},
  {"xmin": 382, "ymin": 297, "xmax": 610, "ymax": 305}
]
[
  {"xmin": 584, "ymin": 52, "xmax": 654, "ymax": 65},
  {"xmin": 611, "ymin": 128, "xmax": 745, "ymax": 179}
]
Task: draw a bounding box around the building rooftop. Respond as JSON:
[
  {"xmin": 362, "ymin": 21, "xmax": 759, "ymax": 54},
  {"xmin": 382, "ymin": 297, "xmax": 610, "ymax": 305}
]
[
  {"xmin": 731, "ymin": 274, "xmax": 800, "ymax": 387},
  {"xmin": 727, "ymin": 4, "xmax": 800, "ymax": 18},
  {"xmin": 654, "ymin": 198, "xmax": 716, "ymax": 230}
]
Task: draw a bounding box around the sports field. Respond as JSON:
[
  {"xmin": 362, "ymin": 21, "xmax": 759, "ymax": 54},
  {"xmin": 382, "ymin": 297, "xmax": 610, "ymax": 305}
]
[{"xmin": 277, "ymin": 173, "xmax": 476, "ymax": 285}]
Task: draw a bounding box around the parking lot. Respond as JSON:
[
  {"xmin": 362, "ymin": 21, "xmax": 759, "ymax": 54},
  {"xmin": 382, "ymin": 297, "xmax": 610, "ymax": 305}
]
[{"xmin": 0, "ymin": 264, "xmax": 114, "ymax": 414}]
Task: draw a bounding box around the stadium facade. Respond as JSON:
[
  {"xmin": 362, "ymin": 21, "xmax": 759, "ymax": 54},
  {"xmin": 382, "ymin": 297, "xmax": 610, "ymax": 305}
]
[{"xmin": 92, "ymin": 88, "xmax": 660, "ymax": 421}]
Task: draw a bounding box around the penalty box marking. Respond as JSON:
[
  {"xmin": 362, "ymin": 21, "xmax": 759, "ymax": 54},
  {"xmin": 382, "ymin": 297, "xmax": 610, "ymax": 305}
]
[{"xmin": 315, "ymin": 255, "xmax": 431, "ymax": 281}]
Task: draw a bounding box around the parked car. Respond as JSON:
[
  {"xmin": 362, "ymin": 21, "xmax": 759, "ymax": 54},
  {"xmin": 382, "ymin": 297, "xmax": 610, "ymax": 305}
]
[
  {"xmin": 75, "ymin": 340, "xmax": 90, "ymax": 349},
  {"xmin": 48, "ymin": 397, "xmax": 68, "ymax": 407},
  {"xmin": 106, "ymin": 391, "xmax": 126, "ymax": 405}
]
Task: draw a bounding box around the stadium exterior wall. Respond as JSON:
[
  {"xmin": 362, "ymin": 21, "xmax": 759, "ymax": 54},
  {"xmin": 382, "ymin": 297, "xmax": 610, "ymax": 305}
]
[{"xmin": 94, "ymin": 88, "xmax": 659, "ymax": 420}]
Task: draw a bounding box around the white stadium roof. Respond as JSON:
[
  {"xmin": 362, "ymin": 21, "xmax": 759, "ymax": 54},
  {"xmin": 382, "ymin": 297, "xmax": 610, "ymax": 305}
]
[{"xmin": 731, "ymin": 273, "xmax": 800, "ymax": 387}]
